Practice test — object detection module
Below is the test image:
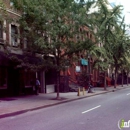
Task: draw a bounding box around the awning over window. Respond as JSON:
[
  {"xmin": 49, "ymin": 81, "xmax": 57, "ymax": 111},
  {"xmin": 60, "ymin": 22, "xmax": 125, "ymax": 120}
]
[
  {"xmin": 0, "ymin": 51, "xmax": 43, "ymax": 67},
  {"xmin": 10, "ymin": 53, "xmax": 42, "ymax": 64}
]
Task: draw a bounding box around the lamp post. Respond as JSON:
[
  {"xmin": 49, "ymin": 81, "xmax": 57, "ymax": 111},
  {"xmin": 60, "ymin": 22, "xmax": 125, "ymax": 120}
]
[{"xmin": 87, "ymin": 54, "xmax": 93, "ymax": 93}]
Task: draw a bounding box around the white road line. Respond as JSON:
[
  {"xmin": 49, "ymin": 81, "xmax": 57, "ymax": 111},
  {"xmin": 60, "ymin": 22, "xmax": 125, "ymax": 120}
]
[
  {"xmin": 127, "ymin": 93, "xmax": 130, "ymax": 95},
  {"xmin": 82, "ymin": 105, "xmax": 101, "ymax": 114}
]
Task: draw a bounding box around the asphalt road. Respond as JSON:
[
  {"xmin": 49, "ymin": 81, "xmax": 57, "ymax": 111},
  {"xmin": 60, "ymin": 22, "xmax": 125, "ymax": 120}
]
[{"xmin": 0, "ymin": 87, "xmax": 130, "ymax": 130}]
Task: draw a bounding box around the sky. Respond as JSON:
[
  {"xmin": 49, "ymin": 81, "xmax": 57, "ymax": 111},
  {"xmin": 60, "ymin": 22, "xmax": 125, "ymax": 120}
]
[
  {"xmin": 75, "ymin": 0, "xmax": 130, "ymax": 25},
  {"xmin": 108, "ymin": 0, "xmax": 130, "ymax": 25}
]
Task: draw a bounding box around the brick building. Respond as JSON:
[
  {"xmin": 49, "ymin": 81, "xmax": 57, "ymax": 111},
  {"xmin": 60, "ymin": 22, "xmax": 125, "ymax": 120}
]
[
  {"xmin": 0, "ymin": 0, "xmax": 43, "ymax": 97},
  {"xmin": 60, "ymin": 26, "xmax": 100, "ymax": 90},
  {"xmin": 0, "ymin": 0, "xmax": 101, "ymax": 97}
]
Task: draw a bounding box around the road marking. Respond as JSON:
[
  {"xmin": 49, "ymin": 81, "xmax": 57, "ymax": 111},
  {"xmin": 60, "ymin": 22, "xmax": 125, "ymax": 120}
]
[
  {"xmin": 82, "ymin": 105, "xmax": 101, "ymax": 114},
  {"xmin": 127, "ymin": 93, "xmax": 130, "ymax": 95}
]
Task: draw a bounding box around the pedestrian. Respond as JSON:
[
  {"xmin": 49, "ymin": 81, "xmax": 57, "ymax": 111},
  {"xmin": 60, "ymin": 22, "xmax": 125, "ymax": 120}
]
[{"xmin": 35, "ymin": 78, "xmax": 40, "ymax": 95}]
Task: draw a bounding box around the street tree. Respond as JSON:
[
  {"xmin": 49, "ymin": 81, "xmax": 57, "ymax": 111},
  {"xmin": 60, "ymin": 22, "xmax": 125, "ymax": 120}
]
[
  {"xmin": 108, "ymin": 22, "xmax": 130, "ymax": 88},
  {"xmin": 123, "ymin": 56, "xmax": 130, "ymax": 86},
  {"xmin": 118, "ymin": 35, "xmax": 130, "ymax": 87},
  {"xmin": 92, "ymin": 0, "xmax": 124, "ymax": 88},
  {"xmin": 12, "ymin": 0, "xmax": 95, "ymax": 98}
]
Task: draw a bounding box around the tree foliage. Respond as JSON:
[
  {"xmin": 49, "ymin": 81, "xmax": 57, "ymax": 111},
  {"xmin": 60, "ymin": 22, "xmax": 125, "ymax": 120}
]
[
  {"xmin": 12, "ymin": 0, "xmax": 97, "ymax": 98},
  {"xmin": 12, "ymin": 0, "xmax": 130, "ymax": 90}
]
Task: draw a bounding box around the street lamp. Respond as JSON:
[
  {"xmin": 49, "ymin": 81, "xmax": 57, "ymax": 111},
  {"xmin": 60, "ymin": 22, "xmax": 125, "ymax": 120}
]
[{"xmin": 87, "ymin": 53, "xmax": 93, "ymax": 93}]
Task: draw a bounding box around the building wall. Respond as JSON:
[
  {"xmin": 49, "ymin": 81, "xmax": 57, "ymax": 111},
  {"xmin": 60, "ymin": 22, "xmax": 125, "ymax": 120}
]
[
  {"xmin": 60, "ymin": 26, "xmax": 99, "ymax": 88},
  {"xmin": 65, "ymin": 59, "xmax": 99, "ymax": 88},
  {"xmin": 0, "ymin": 0, "xmax": 100, "ymax": 96},
  {"xmin": 0, "ymin": 0, "xmax": 39, "ymax": 97}
]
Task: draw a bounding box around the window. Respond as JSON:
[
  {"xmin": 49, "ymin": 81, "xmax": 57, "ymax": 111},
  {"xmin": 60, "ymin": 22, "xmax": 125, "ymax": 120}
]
[
  {"xmin": 11, "ymin": 25, "xmax": 18, "ymax": 46},
  {"xmin": 0, "ymin": 21, "xmax": 3, "ymax": 39},
  {"xmin": 86, "ymin": 32, "xmax": 89, "ymax": 38},
  {"xmin": 10, "ymin": 1, "xmax": 14, "ymax": 7},
  {"xmin": 10, "ymin": 1, "xmax": 18, "ymax": 12},
  {"xmin": 90, "ymin": 34, "xmax": 92, "ymax": 39}
]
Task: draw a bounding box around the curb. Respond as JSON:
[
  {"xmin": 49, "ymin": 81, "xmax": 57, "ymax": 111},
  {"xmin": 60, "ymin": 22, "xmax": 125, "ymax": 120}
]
[{"xmin": 0, "ymin": 86, "xmax": 129, "ymax": 119}]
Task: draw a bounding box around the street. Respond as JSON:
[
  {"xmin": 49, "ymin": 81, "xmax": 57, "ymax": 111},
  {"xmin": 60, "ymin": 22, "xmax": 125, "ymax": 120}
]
[{"xmin": 0, "ymin": 87, "xmax": 130, "ymax": 130}]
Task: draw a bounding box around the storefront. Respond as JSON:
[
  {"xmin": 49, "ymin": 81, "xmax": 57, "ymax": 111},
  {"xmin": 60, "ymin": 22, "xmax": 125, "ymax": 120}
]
[
  {"xmin": 45, "ymin": 69, "xmax": 57, "ymax": 93},
  {"xmin": 0, "ymin": 52, "xmax": 43, "ymax": 97}
]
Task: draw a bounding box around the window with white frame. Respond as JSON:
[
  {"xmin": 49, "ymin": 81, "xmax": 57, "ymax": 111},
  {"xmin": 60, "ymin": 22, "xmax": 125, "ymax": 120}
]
[
  {"xmin": 10, "ymin": 1, "xmax": 14, "ymax": 7},
  {"xmin": 0, "ymin": 21, "xmax": 3, "ymax": 39},
  {"xmin": 11, "ymin": 24, "xmax": 18, "ymax": 46}
]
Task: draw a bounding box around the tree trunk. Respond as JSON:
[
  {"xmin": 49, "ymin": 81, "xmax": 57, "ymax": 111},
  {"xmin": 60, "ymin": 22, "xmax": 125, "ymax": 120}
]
[
  {"xmin": 56, "ymin": 70, "xmax": 60, "ymax": 99},
  {"xmin": 56, "ymin": 56, "xmax": 60, "ymax": 99},
  {"xmin": 127, "ymin": 72, "xmax": 129, "ymax": 86},
  {"xmin": 121, "ymin": 69, "xmax": 124, "ymax": 87},
  {"xmin": 114, "ymin": 68, "xmax": 118, "ymax": 88}
]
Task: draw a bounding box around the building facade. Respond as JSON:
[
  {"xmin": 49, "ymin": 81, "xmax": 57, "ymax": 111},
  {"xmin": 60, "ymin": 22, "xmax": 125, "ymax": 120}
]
[
  {"xmin": 0, "ymin": 0, "xmax": 101, "ymax": 97},
  {"xmin": 0, "ymin": 0, "xmax": 44, "ymax": 97}
]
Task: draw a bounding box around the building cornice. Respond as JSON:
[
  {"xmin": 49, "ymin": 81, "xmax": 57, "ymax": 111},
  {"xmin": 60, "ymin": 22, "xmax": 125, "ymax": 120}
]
[{"xmin": 6, "ymin": 8, "xmax": 21, "ymax": 17}]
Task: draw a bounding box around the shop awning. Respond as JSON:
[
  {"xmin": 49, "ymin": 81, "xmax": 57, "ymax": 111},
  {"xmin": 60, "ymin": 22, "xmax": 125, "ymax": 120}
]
[
  {"xmin": 0, "ymin": 51, "xmax": 43, "ymax": 67},
  {"xmin": 9, "ymin": 53, "xmax": 43, "ymax": 65}
]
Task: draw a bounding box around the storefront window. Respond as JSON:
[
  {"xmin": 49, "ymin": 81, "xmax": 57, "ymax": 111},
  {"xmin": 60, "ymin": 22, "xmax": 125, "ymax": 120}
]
[
  {"xmin": 24, "ymin": 70, "xmax": 35, "ymax": 86},
  {"xmin": 45, "ymin": 69, "xmax": 56, "ymax": 85},
  {"xmin": 0, "ymin": 67, "xmax": 7, "ymax": 89}
]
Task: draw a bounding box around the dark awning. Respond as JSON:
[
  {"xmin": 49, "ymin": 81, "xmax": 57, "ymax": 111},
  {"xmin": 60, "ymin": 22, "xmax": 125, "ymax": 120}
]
[
  {"xmin": 0, "ymin": 51, "xmax": 43, "ymax": 67},
  {"xmin": 9, "ymin": 53, "xmax": 43, "ymax": 65}
]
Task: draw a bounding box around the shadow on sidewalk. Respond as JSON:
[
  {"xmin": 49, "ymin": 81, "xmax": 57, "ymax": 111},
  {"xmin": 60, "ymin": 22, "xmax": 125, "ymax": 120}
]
[{"xmin": 0, "ymin": 98, "xmax": 17, "ymax": 101}]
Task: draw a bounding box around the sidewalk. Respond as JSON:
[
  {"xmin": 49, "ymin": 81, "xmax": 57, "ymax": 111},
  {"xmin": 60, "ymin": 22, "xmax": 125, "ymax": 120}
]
[{"xmin": 0, "ymin": 85, "xmax": 129, "ymax": 118}]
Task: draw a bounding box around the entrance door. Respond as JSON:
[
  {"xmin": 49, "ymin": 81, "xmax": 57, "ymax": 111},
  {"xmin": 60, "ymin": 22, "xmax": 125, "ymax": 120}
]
[
  {"xmin": 8, "ymin": 68, "xmax": 20, "ymax": 96},
  {"xmin": 45, "ymin": 69, "xmax": 56, "ymax": 93}
]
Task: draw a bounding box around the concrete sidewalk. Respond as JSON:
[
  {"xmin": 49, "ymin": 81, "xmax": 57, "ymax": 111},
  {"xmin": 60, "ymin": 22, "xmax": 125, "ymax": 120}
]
[{"xmin": 0, "ymin": 85, "xmax": 129, "ymax": 118}]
